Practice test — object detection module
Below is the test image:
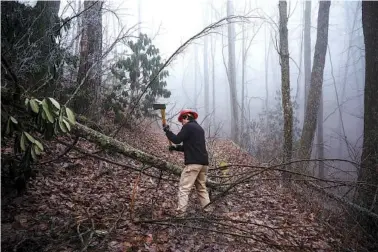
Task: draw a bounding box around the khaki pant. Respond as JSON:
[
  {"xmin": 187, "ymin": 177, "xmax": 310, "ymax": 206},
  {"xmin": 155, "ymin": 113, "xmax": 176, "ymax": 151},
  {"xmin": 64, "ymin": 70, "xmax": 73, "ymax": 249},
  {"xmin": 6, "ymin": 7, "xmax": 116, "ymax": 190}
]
[{"xmin": 177, "ymin": 164, "xmax": 210, "ymax": 212}]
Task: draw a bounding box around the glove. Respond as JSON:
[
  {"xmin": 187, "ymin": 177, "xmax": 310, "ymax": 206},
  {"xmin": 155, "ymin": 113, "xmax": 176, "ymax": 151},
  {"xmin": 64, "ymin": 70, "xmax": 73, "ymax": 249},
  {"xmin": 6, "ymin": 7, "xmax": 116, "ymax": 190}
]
[
  {"xmin": 163, "ymin": 124, "xmax": 170, "ymax": 132},
  {"xmin": 168, "ymin": 145, "xmax": 176, "ymax": 152}
]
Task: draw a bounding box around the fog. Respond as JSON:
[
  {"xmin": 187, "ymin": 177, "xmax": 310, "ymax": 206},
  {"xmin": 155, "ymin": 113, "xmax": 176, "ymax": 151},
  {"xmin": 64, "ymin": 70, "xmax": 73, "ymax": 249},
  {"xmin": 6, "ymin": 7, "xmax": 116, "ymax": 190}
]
[{"xmin": 50, "ymin": 0, "xmax": 364, "ymax": 174}]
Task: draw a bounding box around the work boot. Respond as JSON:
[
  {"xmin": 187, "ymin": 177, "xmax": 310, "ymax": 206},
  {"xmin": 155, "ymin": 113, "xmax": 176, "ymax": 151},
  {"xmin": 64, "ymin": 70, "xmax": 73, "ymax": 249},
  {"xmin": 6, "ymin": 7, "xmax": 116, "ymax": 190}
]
[{"xmin": 202, "ymin": 204, "xmax": 214, "ymax": 214}]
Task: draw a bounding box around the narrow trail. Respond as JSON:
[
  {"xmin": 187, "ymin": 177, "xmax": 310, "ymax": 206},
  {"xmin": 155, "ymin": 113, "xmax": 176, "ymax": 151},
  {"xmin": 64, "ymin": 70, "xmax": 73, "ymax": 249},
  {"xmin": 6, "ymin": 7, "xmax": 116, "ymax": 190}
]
[{"xmin": 1, "ymin": 120, "xmax": 343, "ymax": 251}]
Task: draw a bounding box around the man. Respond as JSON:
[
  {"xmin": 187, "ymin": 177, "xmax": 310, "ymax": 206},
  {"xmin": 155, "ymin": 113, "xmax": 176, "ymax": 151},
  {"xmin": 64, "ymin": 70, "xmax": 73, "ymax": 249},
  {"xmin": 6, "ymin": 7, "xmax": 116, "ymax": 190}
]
[{"xmin": 163, "ymin": 109, "xmax": 211, "ymax": 216}]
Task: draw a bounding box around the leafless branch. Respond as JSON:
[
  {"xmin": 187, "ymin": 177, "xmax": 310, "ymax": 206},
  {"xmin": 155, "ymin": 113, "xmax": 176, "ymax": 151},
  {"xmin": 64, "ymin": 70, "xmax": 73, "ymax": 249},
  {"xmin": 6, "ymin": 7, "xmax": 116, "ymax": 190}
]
[{"xmin": 112, "ymin": 14, "xmax": 263, "ymax": 138}]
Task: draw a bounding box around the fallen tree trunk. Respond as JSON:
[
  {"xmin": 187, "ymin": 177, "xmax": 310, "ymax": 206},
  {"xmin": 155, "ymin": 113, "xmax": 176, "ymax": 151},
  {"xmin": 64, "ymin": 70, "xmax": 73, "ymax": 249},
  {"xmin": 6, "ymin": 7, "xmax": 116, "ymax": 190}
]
[
  {"xmin": 72, "ymin": 122, "xmax": 219, "ymax": 189},
  {"xmin": 71, "ymin": 122, "xmax": 378, "ymax": 220}
]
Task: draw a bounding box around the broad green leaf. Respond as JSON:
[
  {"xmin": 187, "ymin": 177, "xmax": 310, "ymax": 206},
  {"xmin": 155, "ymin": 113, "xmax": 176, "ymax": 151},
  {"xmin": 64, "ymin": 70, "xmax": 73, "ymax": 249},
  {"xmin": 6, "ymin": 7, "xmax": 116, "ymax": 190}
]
[
  {"xmin": 31, "ymin": 146, "xmax": 37, "ymax": 160},
  {"xmin": 41, "ymin": 110, "xmax": 46, "ymax": 120},
  {"xmin": 6, "ymin": 119, "xmax": 11, "ymax": 135},
  {"xmin": 34, "ymin": 144, "xmax": 42, "ymax": 155},
  {"xmin": 20, "ymin": 133, "xmax": 26, "ymax": 151},
  {"xmin": 59, "ymin": 119, "xmax": 67, "ymax": 133},
  {"xmin": 30, "ymin": 99, "xmax": 39, "ymax": 113},
  {"xmin": 34, "ymin": 140, "xmax": 44, "ymax": 152},
  {"xmin": 24, "ymin": 131, "xmax": 36, "ymax": 143},
  {"xmin": 65, "ymin": 107, "xmax": 76, "ymax": 125},
  {"xmin": 42, "ymin": 99, "xmax": 54, "ymax": 123},
  {"xmin": 25, "ymin": 98, "xmax": 29, "ymax": 107},
  {"xmin": 48, "ymin": 97, "xmax": 60, "ymax": 110},
  {"xmin": 54, "ymin": 121, "xmax": 59, "ymax": 135},
  {"xmin": 10, "ymin": 116, "xmax": 18, "ymax": 124},
  {"xmin": 63, "ymin": 119, "xmax": 71, "ymax": 132}
]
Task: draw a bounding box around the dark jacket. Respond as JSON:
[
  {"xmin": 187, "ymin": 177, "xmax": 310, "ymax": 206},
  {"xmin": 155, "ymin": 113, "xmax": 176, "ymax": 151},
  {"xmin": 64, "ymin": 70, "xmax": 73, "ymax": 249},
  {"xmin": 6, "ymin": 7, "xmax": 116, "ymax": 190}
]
[{"xmin": 165, "ymin": 120, "xmax": 209, "ymax": 165}]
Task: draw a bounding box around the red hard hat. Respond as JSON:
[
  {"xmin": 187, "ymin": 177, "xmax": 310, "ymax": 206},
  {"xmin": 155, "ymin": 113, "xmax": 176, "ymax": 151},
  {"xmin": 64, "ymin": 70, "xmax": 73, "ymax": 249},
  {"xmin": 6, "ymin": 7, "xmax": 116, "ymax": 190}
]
[{"xmin": 178, "ymin": 109, "xmax": 198, "ymax": 122}]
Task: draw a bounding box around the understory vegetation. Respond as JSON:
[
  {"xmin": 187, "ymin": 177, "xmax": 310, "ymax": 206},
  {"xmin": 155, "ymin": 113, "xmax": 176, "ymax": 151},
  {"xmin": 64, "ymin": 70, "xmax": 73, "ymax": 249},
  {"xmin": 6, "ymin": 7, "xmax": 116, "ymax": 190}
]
[{"xmin": 1, "ymin": 1, "xmax": 377, "ymax": 251}]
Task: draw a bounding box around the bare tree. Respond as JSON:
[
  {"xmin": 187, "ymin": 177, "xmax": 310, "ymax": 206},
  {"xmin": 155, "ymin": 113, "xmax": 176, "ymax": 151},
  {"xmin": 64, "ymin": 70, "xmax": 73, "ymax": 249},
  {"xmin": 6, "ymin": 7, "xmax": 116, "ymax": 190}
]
[
  {"xmin": 357, "ymin": 0, "xmax": 378, "ymax": 237},
  {"xmin": 264, "ymin": 25, "xmax": 272, "ymax": 113},
  {"xmin": 299, "ymin": 1, "xmax": 331, "ymax": 164},
  {"xmin": 73, "ymin": 0, "xmax": 82, "ymax": 56},
  {"xmin": 209, "ymin": 0, "xmax": 218, "ymax": 131},
  {"xmin": 241, "ymin": 18, "xmax": 246, "ymax": 136},
  {"xmin": 75, "ymin": 0, "xmax": 103, "ymax": 116},
  {"xmin": 194, "ymin": 44, "xmax": 199, "ymax": 109},
  {"xmin": 294, "ymin": 2, "xmax": 304, "ymax": 109},
  {"xmin": 337, "ymin": 2, "xmax": 361, "ymax": 159},
  {"xmin": 227, "ymin": 0, "xmax": 239, "ymax": 143},
  {"xmin": 314, "ymin": 1, "xmax": 324, "ymax": 179},
  {"xmin": 303, "ymin": 0, "xmax": 311, "ymax": 112},
  {"xmin": 210, "ymin": 23, "xmax": 217, "ymax": 131},
  {"xmin": 317, "ymin": 92, "xmax": 324, "ymax": 179},
  {"xmin": 278, "ymin": 0, "xmax": 293, "ymax": 182},
  {"xmin": 204, "ymin": 11, "xmax": 210, "ymax": 131}
]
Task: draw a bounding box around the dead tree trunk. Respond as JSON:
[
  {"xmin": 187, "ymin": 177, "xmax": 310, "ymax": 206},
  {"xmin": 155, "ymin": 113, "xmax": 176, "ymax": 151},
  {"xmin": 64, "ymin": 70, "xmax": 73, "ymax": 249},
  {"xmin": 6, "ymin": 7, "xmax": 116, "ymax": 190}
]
[
  {"xmin": 278, "ymin": 1, "xmax": 293, "ymax": 181},
  {"xmin": 299, "ymin": 1, "xmax": 331, "ymax": 164},
  {"xmin": 357, "ymin": 1, "xmax": 378, "ymax": 238}
]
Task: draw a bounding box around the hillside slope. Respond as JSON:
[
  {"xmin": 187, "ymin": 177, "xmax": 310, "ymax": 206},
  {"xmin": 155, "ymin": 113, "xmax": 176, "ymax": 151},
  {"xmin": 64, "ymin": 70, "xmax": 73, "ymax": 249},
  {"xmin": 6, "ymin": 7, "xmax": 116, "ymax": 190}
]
[{"xmin": 1, "ymin": 120, "xmax": 344, "ymax": 251}]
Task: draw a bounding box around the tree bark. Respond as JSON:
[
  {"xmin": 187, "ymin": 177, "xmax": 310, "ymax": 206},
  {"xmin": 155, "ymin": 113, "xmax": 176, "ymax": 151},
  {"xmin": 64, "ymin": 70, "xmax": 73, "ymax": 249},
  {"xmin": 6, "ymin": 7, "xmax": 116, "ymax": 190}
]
[
  {"xmin": 241, "ymin": 21, "xmax": 246, "ymax": 138},
  {"xmin": 299, "ymin": 1, "xmax": 331, "ymax": 164},
  {"xmin": 75, "ymin": 0, "xmax": 103, "ymax": 116},
  {"xmin": 357, "ymin": 1, "xmax": 378, "ymax": 236},
  {"xmin": 294, "ymin": 1, "xmax": 304, "ymax": 106},
  {"xmin": 315, "ymin": 1, "xmax": 324, "ymax": 179},
  {"xmin": 227, "ymin": 0, "xmax": 239, "ymax": 143},
  {"xmin": 211, "ymin": 30, "xmax": 216, "ymax": 131},
  {"xmin": 303, "ymin": 1, "xmax": 311, "ymax": 111},
  {"xmin": 317, "ymin": 92, "xmax": 324, "ymax": 179},
  {"xmin": 194, "ymin": 45, "xmax": 199, "ymax": 109},
  {"xmin": 265, "ymin": 25, "xmax": 271, "ymax": 114},
  {"xmin": 73, "ymin": 0, "xmax": 82, "ymax": 56},
  {"xmin": 34, "ymin": 0, "xmax": 61, "ymax": 96},
  {"xmin": 278, "ymin": 1, "xmax": 293, "ymax": 182},
  {"xmin": 204, "ymin": 26, "xmax": 210, "ymax": 132}
]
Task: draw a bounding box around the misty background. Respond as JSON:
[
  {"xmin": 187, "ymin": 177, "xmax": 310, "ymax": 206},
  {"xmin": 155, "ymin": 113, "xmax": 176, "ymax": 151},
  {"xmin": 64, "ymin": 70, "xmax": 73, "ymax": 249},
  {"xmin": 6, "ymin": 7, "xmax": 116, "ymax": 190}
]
[
  {"xmin": 3, "ymin": 1, "xmax": 378, "ymax": 249},
  {"xmin": 22, "ymin": 0, "xmax": 364, "ymax": 179}
]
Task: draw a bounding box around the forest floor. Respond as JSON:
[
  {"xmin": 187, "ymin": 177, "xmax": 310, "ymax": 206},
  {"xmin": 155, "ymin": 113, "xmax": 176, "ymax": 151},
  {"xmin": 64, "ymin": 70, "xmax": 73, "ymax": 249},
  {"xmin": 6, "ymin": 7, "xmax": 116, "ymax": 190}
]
[{"xmin": 1, "ymin": 119, "xmax": 360, "ymax": 252}]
